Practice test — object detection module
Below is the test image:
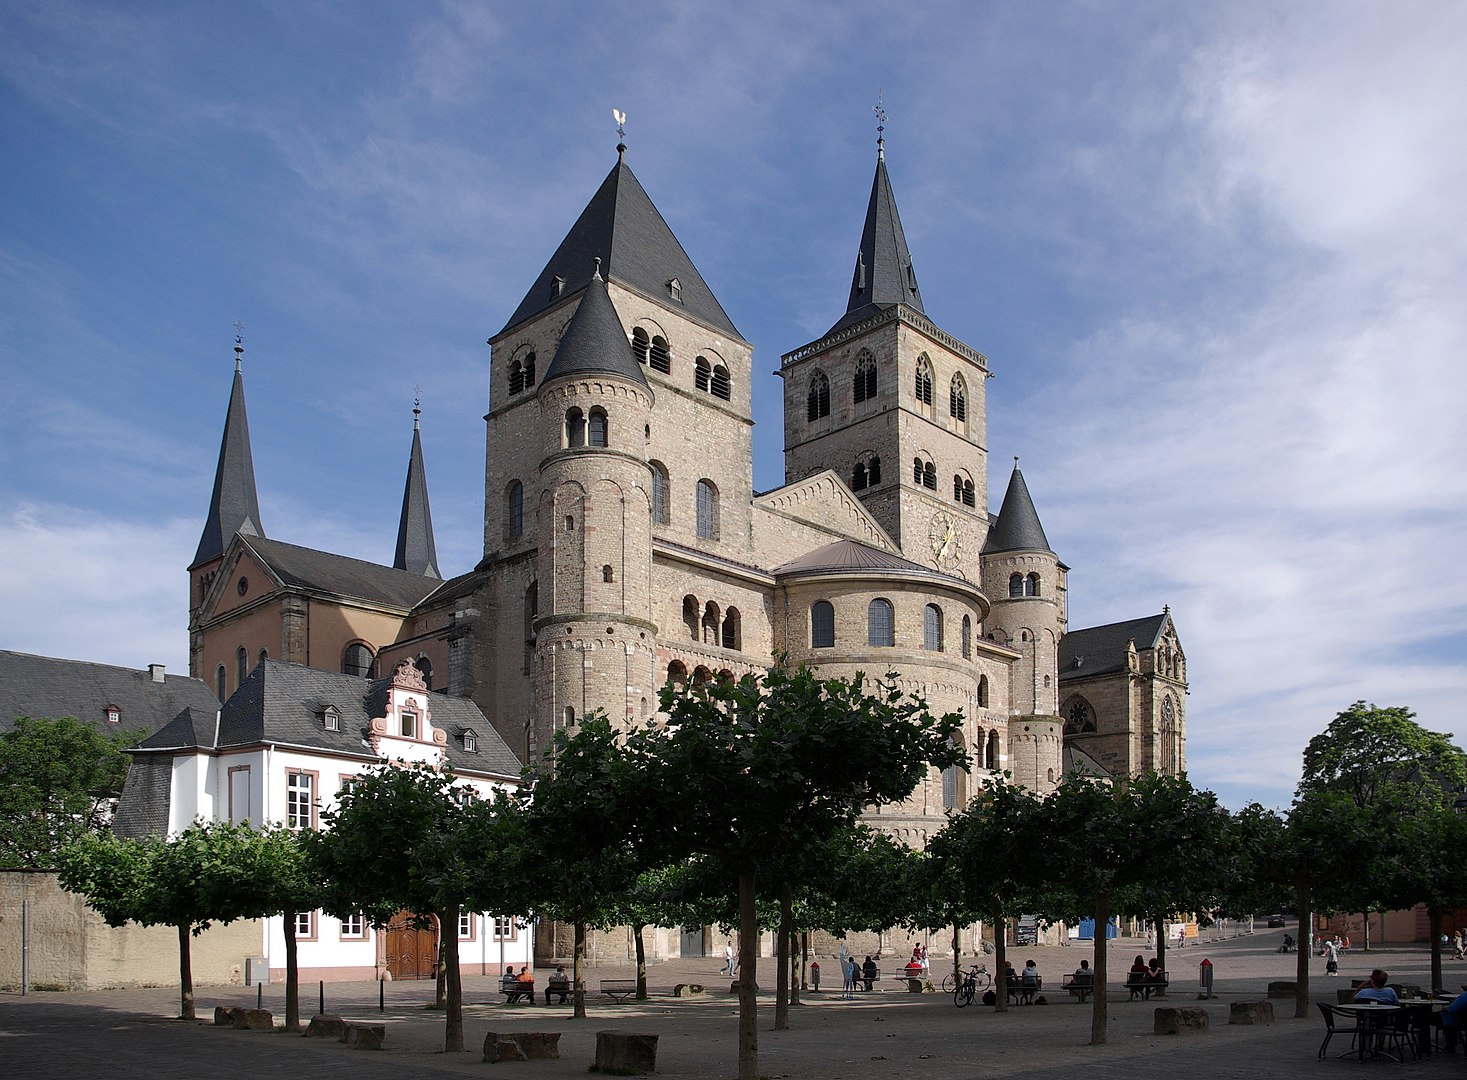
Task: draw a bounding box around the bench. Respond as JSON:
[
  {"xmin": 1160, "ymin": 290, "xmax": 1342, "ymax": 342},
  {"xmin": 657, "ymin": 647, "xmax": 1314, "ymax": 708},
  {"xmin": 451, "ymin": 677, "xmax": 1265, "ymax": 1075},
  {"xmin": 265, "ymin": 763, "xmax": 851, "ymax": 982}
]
[
  {"xmin": 1061, "ymin": 976, "xmax": 1094, "ymax": 1003},
  {"xmin": 600, "ymin": 979, "xmax": 638, "ymax": 1002},
  {"xmin": 501, "ymin": 982, "xmax": 534, "ymax": 1004},
  {"xmin": 1006, "ymin": 978, "xmax": 1042, "ymax": 1005},
  {"xmin": 1124, "ymin": 972, "xmax": 1168, "ymax": 1000},
  {"xmin": 855, "ymin": 968, "xmax": 880, "ymax": 991}
]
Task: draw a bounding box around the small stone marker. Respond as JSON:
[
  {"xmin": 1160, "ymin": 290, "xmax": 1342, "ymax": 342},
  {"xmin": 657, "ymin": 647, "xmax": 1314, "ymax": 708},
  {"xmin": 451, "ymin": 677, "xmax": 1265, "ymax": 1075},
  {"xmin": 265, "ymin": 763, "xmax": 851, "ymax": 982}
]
[
  {"xmin": 672, "ymin": 983, "xmax": 705, "ymax": 998},
  {"xmin": 340, "ymin": 1022, "xmax": 385, "ymax": 1050},
  {"xmin": 1229, "ymin": 1000, "xmax": 1275, "ymax": 1025},
  {"xmin": 1266, "ymin": 980, "xmax": 1296, "ymax": 998},
  {"xmin": 594, "ymin": 1030, "xmax": 658, "ymax": 1074},
  {"xmin": 304, "ymin": 1014, "xmax": 346, "ymax": 1039},
  {"xmin": 233, "ymin": 1008, "xmax": 273, "ymax": 1031},
  {"xmin": 1154, "ymin": 1006, "xmax": 1210, "ymax": 1034},
  {"xmin": 213, "ymin": 1006, "xmax": 233, "ymax": 1026},
  {"xmin": 483, "ymin": 1031, "xmax": 561, "ymax": 1062}
]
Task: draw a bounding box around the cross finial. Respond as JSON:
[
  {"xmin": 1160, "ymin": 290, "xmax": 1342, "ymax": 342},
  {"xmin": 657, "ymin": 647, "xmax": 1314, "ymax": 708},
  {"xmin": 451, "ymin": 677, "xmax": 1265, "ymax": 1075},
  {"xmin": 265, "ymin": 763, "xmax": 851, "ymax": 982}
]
[
  {"xmin": 612, "ymin": 108, "xmax": 627, "ymax": 159},
  {"xmin": 873, "ymin": 91, "xmax": 887, "ymax": 160},
  {"xmin": 233, "ymin": 321, "xmax": 246, "ymax": 371},
  {"xmin": 413, "ymin": 385, "xmax": 423, "ymax": 429}
]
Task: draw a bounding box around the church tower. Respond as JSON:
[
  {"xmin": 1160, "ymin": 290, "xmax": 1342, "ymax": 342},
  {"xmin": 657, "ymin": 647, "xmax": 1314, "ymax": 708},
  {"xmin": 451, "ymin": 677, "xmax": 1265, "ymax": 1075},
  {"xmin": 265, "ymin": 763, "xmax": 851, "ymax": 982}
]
[
  {"xmin": 780, "ymin": 136, "xmax": 991, "ymax": 579},
  {"xmin": 393, "ymin": 400, "xmax": 440, "ymax": 580}
]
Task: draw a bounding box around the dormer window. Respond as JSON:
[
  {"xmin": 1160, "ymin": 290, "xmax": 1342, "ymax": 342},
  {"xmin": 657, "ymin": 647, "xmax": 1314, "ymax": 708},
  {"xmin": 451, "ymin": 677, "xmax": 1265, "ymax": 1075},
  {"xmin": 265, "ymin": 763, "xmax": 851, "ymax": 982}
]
[
  {"xmin": 104, "ymin": 705, "xmax": 120, "ymax": 724},
  {"xmin": 462, "ymin": 729, "xmax": 478, "ymax": 753},
  {"xmin": 400, "ymin": 710, "xmax": 418, "ymax": 739},
  {"xmin": 667, "ymin": 277, "xmax": 682, "ymax": 302},
  {"xmin": 322, "ymin": 707, "xmax": 340, "ymax": 732},
  {"xmin": 550, "ymin": 276, "xmax": 565, "ymax": 300}
]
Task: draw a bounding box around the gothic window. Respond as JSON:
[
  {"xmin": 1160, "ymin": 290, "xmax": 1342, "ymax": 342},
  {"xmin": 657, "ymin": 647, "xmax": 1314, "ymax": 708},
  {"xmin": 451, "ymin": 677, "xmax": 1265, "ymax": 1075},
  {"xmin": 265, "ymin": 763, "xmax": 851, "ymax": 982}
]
[
  {"xmin": 949, "ymin": 374, "xmax": 967, "ymax": 422},
  {"xmin": 258, "ymin": 648, "xmax": 268, "ymax": 666},
  {"xmin": 1026, "ymin": 572, "xmax": 1041, "ymax": 597},
  {"xmin": 854, "ymin": 351, "xmax": 878, "ymax": 403},
  {"xmin": 711, "ymin": 364, "xmax": 731, "ymax": 400},
  {"xmin": 650, "ymin": 462, "xmax": 670, "ymax": 524},
  {"xmin": 923, "ymin": 604, "xmax": 943, "ymax": 651},
  {"xmin": 811, "ymin": 600, "xmax": 835, "ymax": 648},
  {"xmin": 342, "ymin": 643, "xmax": 375, "ymax": 679},
  {"xmin": 507, "ymin": 481, "xmax": 524, "ymax": 538},
  {"xmin": 696, "ymin": 479, "xmax": 719, "ymax": 540},
  {"xmin": 914, "ymin": 355, "xmax": 933, "ymax": 406},
  {"xmin": 650, "ymin": 335, "xmax": 671, "ymax": 374},
  {"xmin": 565, "ymin": 407, "xmax": 586, "ymax": 447},
  {"xmin": 1065, "ymin": 699, "xmax": 1096, "ymax": 735},
  {"xmin": 868, "ymin": 598, "xmax": 895, "ymax": 647},
  {"xmin": 215, "ymin": 664, "xmax": 227, "ymax": 703},
  {"xmin": 721, "ymin": 607, "xmax": 741, "ymax": 650},
  {"xmin": 961, "ymin": 615, "xmax": 972, "ymax": 659},
  {"xmin": 807, "ymin": 370, "xmax": 830, "ymax": 420},
  {"xmin": 632, "ymin": 327, "xmax": 650, "ymax": 365},
  {"xmin": 588, "ymin": 407, "xmax": 608, "ymax": 447},
  {"xmin": 236, "ymin": 645, "xmax": 248, "ymax": 688},
  {"xmin": 695, "ymin": 356, "xmax": 711, "ymax": 392},
  {"xmin": 1009, "ymin": 573, "xmax": 1024, "ymax": 598},
  {"xmin": 683, "ymin": 595, "xmax": 700, "ymax": 640}
]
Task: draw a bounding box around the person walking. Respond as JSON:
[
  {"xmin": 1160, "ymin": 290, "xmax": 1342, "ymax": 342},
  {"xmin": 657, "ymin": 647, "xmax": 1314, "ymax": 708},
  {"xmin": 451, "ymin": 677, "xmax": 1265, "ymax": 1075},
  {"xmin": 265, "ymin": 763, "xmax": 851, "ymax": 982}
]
[
  {"xmin": 841, "ymin": 955, "xmax": 857, "ymax": 999},
  {"xmin": 1324, "ymin": 938, "xmax": 1340, "ymax": 976},
  {"xmin": 721, "ymin": 939, "xmax": 736, "ymax": 977}
]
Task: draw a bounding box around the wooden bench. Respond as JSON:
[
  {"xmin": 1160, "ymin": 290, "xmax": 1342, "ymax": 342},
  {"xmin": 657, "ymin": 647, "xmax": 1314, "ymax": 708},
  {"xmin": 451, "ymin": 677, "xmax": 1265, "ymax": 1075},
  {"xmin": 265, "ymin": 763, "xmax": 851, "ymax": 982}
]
[
  {"xmin": 1006, "ymin": 978, "xmax": 1042, "ymax": 1005},
  {"xmin": 600, "ymin": 978, "xmax": 638, "ymax": 1002},
  {"xmin": 1124, "ymin": 972, "xmax": 1168, "ymax": 1000},
  {"xmin": 1061, "ymin": 976, "xmax": 1093, "ymax": 1003},
  {"xmin": 501, "ymin": 983, "xmax": 534, "ymax": 1004}
]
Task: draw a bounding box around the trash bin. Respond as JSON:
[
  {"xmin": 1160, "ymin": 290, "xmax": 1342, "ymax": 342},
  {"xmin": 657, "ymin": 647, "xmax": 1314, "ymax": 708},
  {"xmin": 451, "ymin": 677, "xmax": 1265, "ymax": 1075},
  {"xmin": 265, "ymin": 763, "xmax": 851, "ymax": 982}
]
[{"xmin": 1198, "ymin": 958, "xmax": 1213, "ymax": 999}]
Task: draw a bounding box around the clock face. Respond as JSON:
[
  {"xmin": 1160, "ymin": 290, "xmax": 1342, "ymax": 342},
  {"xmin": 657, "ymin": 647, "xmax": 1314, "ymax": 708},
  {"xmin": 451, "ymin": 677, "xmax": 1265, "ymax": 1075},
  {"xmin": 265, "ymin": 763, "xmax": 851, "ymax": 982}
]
[{"xmin": 928, "ymin": 511, "xmax": 963, "ymax": 570}]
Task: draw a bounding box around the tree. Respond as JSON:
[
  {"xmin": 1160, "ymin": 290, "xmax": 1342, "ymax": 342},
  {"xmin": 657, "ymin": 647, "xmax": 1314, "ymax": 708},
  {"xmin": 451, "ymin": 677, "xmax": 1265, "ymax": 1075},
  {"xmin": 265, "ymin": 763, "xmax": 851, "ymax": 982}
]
[
  {"xmin": 227, "ymin": 826, "xmax": 322, "ymax": 1031},
  {"xmin": 635, "ymin": 665, "xmax": 963, "ymax": 1080},
  {"xmin": 0, "ymin": 716, "xmax": 135, "ymax": 868}
]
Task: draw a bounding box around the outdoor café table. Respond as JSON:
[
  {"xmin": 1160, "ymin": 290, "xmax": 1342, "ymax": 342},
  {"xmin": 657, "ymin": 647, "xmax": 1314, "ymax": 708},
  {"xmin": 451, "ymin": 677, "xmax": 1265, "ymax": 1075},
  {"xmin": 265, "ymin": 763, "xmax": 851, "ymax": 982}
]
[
  {"xmin": 1334, "ymin": 1002, "xmax": 1406, "ymax": 1062},
  {"xmin": 1398, "ymin": 997, "xmax": 1448, "ymax": 1057}
]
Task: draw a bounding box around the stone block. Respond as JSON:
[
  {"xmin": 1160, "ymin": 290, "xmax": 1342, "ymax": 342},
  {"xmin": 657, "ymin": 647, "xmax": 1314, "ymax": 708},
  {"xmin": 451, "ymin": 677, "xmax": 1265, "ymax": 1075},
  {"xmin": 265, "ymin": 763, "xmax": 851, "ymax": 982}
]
[
  {"xmin": 906, "ymin": 978, "xmax": 925, "ymax": 993},
  {"xmin": 233, "ymin": 1008, "xmax": 273, "ymax": 1030},
  {"xmin": 672, "ymin": 983, "xmax": 705, "ymax": 998},
  {"xmin": 1229, "ymin": 1000, "xmax": 1275, "ymax": 1025},
  {"xmin": 1154, "ymin": 1006, "xmax": 1210, "ymax": 1034},
  {"xmin": 1266, "ymin": 981, "xmax": 1296, "ymax": 998},
  {"xmin": 482, "ymin": 1031, "xmax": 561, "ymax": 1062},
  {"xmin": 304, "ymin": 1014, "xmax": 346, "ymax": 1039},
  {"xmin": 594, "ymin": 1030, "xmax": 658, "ymax": 1075},
  {"xmin": 727, "ymin": 981, "xmax": 759, "ymax": 994},
  {"xmin": 213, "ymin": 1006, "xmax": 233, "ymax": 1026},
  {"xmin": 341, "ymin": 1023, "xmax": 385, "ymax": 1050}
]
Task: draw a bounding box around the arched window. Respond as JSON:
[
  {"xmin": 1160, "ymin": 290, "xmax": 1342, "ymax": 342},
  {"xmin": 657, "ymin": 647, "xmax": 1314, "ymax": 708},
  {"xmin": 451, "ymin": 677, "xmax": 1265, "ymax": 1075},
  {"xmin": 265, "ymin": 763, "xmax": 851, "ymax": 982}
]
[
  {"xmin": 588, "ymin": 408, "xmax": 608, "ymax": 447},
  {"xmin": 868, "ymin": 598, "xmax": 895, "ymax": 647},
  {"xmin": 695, "ymin": 356, "xmax": 711, "ymax": 392},
  {"xmin": 236, "ymin": 645, "xmax": 249, "ymax": 688},
  {"xmin": 683, "ymin": 595, "xmax": 700, "ymax": 641},
  {"xmin": 985, "ymin": 730, "xmax": 999, "ymax": 770},
  {"xmin": 923, "ymin": 605, "xmax": 943, "ymax": 651},
  {"xmin": 913, "ymin": 457, "xmax": 924, "ymax": 484},
  {"xmin": 650, "ymin": 335, "xmax": 671, "ymax": 374},
  {"xmin": 853, "ymin": 350, "xmax": 878, "ymax": 403},
  {"xmin": 953, "ymin": 474, "xmax": 963, "ymax": 501},
  {"xmin": 650, "ymin": 462, "xmax": 669, "ymax": 524},
  {"xmin": 667, "ymin": 660, "xmax": 688, "ymax": 686},
  {"xmin": 632, "ymin": 327, "xmax": 650, "ymax": 365},
  {"xmin": 914, "ymin": 356, "xmax": 933, "ymax": 406},
  {"xmin": 721, "ymin": 607, "xmax": 741, "ymax": 650},
  {"xmin": 216, "ymin": 664, "xmax": 227, "ymax": 703},
  {"xmin": 960, "ymin": 478, "xmax": 975, "ymax": 507},
  {"xmin": 701, "ymin": 601, "xmax": 720, "ymax": 645},
  {"xmin": 852, "ymin": 461, "xmax": 867, "ymax": 491},
  {"xmin": 258, "ymin": 648, "xmax": 268, "ymax": 666},
  {"xmin": 868, "ymin": 456, "xmax": 881, "ymax": 485},
  {"xmin": 1065, "ymin": 698, "xmax": 1096, "ymax": 735},
  {"xmin": 807, "ymin": 370, "xmax": 830, "ymax": 420},
  {"xmin": 414, "ymin": 656, "xmax": 433, "ymax": 691},
  {"xmin": 942, "ymin": 735, "xmax": 964, "ymax": 810},
  {"xmin": 508, "ymin": 359, "xmax": 525, "ymax": 395},
  {"xmin": 342, "ymin": 643, "xmax": 375, "ymax": 679},
  {"xmin": 523, "ymin": 351, "xmax": 535, "ymax": 386},
  {"xmin": 696, "ymin": 479, "xmax": 718, "ymax": 540},
  {"xmin": 1026, "ymin": 572, "xmax": 1041, "ymax": 597},
  {"xmin": 811, "ymin": 601, "xmax": 835, "ymax": 648},
  {"xmin": 692, "ymin": 665, "xmax": 713, "ymax": 688},
  {"xmin": 923, "ymin": 461, "xmax": 937, "ymax": 490},
  {"xmin": 602, "ymin": 564, "xmax": 614, "ymax": 583},
  {"xmin": 507, "ymin": 481, "xmax": 524, "ymax": 538},
  {"xmin": 961, "ymin": 615, "xmax": 972, "ymax": 659},
  {"xmin": 977, "ymin": 673, "xmax": 989, "ymax": 707},
  {"xmin": 1009, "ymin": 573, "xmax": 1024, "ymax": 598},
  {"xmin": 711, "ymin": 364, "xmax": 730, "ymax": 400},
  {"xmin": 565, "ymin": 407, "xmax": 586, "ymax": 447},
  {"xmin": 949, "ymin": 374, "xmax": 967, "ymax": 421}
]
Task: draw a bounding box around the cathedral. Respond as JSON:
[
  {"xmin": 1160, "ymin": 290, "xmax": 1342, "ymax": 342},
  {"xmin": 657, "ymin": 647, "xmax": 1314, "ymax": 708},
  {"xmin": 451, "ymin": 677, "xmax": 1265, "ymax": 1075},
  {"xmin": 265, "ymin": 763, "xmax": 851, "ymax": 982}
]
[{"xmin": 187, "ymin": 136, "xmax": 1188, "ymax": 953}]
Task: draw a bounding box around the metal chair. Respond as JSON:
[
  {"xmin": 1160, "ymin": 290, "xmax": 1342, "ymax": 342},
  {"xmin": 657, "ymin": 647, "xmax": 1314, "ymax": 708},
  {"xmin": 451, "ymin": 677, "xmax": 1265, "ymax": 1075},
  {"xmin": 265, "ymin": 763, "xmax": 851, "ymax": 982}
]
[{"xmin": 1317, "ymin": 1002, "xmax": 1358, "ymax": 1059}]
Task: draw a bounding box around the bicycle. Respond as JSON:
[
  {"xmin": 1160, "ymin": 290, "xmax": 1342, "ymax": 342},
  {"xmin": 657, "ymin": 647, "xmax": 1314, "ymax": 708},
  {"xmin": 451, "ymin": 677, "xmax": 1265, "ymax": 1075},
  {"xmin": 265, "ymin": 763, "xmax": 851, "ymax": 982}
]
[{"xmin": 945, "ymin": 963, "xmax": 993, "ymax": 1006}]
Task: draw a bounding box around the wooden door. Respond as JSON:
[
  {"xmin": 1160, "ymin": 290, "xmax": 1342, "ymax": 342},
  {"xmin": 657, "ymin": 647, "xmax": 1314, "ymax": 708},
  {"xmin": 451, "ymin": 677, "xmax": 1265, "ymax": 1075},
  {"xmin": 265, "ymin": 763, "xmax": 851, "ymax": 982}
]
[{"xmin": 383, "ymin": 911, "xmax": 438, "ymax": 980}]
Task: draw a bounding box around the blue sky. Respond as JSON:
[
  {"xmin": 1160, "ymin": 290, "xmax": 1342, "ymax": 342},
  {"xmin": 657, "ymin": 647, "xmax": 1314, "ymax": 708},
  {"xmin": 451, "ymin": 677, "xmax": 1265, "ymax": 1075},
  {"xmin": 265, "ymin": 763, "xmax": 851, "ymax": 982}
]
[{"xmin": 3, "ymin": 1, "xmax": 1464, "ymax": 811}]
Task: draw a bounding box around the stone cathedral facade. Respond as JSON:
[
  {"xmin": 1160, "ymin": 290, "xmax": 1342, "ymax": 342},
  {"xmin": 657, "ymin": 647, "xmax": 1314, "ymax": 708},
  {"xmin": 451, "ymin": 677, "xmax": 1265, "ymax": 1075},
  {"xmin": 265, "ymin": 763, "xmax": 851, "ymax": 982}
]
[{"xmin": 188, "ymin": 139, "xmax": 1189, "ymax": 959}]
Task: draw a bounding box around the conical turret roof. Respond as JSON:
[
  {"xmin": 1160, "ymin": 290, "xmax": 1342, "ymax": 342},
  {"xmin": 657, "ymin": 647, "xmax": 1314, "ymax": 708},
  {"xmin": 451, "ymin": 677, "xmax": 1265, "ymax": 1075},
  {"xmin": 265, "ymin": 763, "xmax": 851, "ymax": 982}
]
[
  {"xmin": 983, "ymin": 464, "xmax": 1053, "ymax": 555},
  {"xmin": 393, "ymin": 409, "xmax": 440, "ymax": 579},
  {"xmin": 192, "ymin": 356, "xmax": 264, "ymax": 569},
  {"xmin": 540, "ymin": 267, "xmax": 648, "ymax": 387},
  {"xmin": 826, "ymin": 152, "xmax": 925, "ymax": 337},
  {"xmin": 499, "ymin": 150, "xmax": 742, "ymax": 341}
]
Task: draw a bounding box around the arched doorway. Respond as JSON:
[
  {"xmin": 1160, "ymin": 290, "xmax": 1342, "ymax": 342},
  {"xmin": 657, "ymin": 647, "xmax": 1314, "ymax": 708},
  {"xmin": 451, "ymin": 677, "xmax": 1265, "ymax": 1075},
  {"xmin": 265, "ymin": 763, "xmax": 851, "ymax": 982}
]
[{"xmin": 382, "ymin": 910, "xmax": 438, "ymax": 980}]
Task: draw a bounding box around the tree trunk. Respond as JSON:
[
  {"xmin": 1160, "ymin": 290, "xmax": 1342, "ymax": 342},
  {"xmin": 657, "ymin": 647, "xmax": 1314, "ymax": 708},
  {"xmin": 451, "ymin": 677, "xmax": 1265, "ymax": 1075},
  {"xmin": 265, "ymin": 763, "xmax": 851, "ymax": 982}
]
[
  {"xmin": 1293, "ymin": 879, "xmax": 1311, "ymax": 1019},
  {"xmin": 177, "ymin": 922, "xmax": 195, "ymax": 1020},
  {"xmin": 992, "ymin": 914, "xmax": 1008, "ymax": 1013},
  {"xmin": 951, "ymin": 922, "xmax": 961, "ymax": 986},
  {"xmin": 799, "ymin": 930, "xmax": 809, "ymax": 991},
  {"xmin": 633, "ymin": 922, "xmax": 647, "ymax": 999},
  {"xmin": 283, "ymin": 908, "xmax": 300, "ymax": 1031},
  {"xmin": 789, "ymin": 925, "xmax": 801, "ymax": 1006},
  {"xmin": 737, "ymin": 870, "xmax": 758, "ymax": 1080},
  {"xmin": 1361, "ymin": 911, "xmax": 1371, "ymax": 952},
  {"xmin": 573, "ymin": 919, "xmax": 588, "ymax": 1019},
  {"xmin": 435, "ymin": 933, "xmax": 447, "ymax": 1008},
  {"xmin": 1152, "ymin": 913, "xmax": 1167, "ymax": 998},
  {"xmin": 1090, "ymin": 893, "xmax": 1109, "ymax": 1045},
  {"xmin": 1430, "ymin": 908, "xmax": 1444, "ymax": 994},
  {"xmin": 774, "ymin": 884, "xmax": 792, "ymax": 1029},
  {"xmin": 442, "ymin": 903, "xmax": 464, "ymax": 1052}
]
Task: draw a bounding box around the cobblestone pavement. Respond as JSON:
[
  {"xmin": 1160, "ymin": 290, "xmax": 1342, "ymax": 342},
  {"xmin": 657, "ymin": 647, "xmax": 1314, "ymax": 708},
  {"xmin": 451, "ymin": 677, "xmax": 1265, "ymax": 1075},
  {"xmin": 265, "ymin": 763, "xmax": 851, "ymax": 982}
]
[{"xmin": 3, "ymin": 927, "xmax": 1462, "ymax": 1079}]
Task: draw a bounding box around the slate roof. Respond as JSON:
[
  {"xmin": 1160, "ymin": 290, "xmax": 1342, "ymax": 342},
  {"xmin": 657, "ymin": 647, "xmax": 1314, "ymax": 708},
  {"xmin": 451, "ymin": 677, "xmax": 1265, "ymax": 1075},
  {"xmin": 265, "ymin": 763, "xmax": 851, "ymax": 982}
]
[
  {"xmin": 0, "ymin": 650, "xmax": 219, "ymax": 737},
  {"xmin": 774, "ymin": 539, "xmax": 968, "ymax": 589},
  {"xmin": 131, "ymin": 660, "xmax": 521, "ymax": 780},
  {"xmin": 499, "ymin": 149, "xmax": 742, "ymax": 341},
  {"xmin": 1058, "ymin": 614, "xmax": 1169, "ymax": 680},
  {"xmin": 393, "ymin": 418, "xmax": 440, "ymax": 579},
  {"xmin": 982, "ymin": 466, "xmax": 1053, "ymax": 555},
  {"xmin": 825, "ymin": 153, "xmax": 925, "ymax": 338},
  {"xmin": 192, "ymin": 364, "xmax": 264, "ymax": 568},
  {"xmin": 540, "ymin": 269, "xmax": 648, "ymax": 387},
  {"xmin": 241, "ymin": 535, "xmax": 443, "ymax": 610}
]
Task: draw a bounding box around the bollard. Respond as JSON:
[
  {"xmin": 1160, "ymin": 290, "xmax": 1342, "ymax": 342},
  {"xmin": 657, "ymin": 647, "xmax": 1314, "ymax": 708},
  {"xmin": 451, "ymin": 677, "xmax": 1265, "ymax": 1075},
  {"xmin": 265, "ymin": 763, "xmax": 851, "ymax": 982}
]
[
  {"xmin": 257, "ymin": 984, "xmax": 263, "ymax": 1009},
  {"xmin": 319, "ymin": 980, "xmax": 325, "ymax": 1015},
  {"xmin": 379, "ymin": 978, "xmax": 385, "ymax": 1012},
  {"xmin": 1198, "ymin": 958, "xmax": 1214, "ymax": 999}
]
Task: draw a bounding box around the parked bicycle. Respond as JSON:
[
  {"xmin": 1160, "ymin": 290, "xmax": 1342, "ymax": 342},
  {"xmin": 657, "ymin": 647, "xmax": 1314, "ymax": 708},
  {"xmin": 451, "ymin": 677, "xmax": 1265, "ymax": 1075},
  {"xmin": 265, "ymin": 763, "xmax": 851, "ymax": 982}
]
[{"xmin": 946, "ymin": 963, "xmax": 993, "ymax": 1006}]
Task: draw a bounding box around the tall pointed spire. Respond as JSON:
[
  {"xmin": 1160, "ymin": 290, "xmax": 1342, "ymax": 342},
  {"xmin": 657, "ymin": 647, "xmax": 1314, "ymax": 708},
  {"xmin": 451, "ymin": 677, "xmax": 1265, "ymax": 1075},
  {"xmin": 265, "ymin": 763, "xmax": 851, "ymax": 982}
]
[
  {"xmin": 540, "ymin": 261, "xmax": 647, "ymax": 387},
  {"xmin": 826, "ymin": 135, "xmax": 925, "ymax": 337},
  {"xmin": 191, "ymin": 333, "xmax": 264, "ymax": 569},
  {"xmin": 983, "ymin": 459, "xmax": 1054, "ymax": 554},
  {"xmin": 393, "ymin": 396, "xmax": 440, "ymax": 579}
]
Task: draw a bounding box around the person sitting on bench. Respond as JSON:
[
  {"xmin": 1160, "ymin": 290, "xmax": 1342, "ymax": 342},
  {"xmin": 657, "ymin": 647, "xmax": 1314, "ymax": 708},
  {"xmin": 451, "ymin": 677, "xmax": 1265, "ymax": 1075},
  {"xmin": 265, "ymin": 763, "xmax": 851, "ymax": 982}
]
[
  {"xmin": 502, "ymin": 965, "xmax": 525, "ymax": 1003},
  {"xmin": 544, "ymin": 964, "xmax": 570, "ymax": 1004}
]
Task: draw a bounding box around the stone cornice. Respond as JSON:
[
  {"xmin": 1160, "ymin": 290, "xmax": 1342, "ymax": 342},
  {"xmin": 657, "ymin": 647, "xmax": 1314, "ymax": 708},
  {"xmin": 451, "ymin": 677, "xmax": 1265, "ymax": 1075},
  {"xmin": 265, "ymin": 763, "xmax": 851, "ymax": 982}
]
[{"xmin": 780, "ymin": 305, "xmax": 990, "ymax": 371}]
